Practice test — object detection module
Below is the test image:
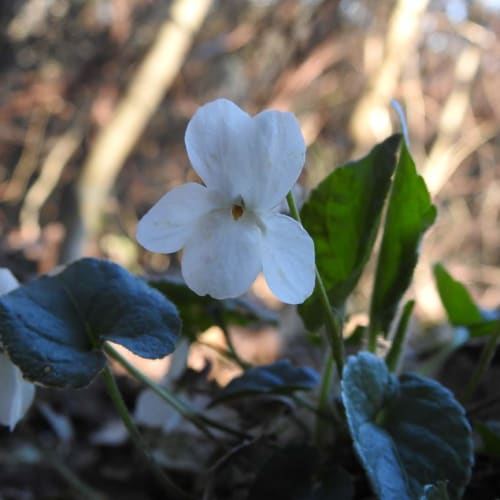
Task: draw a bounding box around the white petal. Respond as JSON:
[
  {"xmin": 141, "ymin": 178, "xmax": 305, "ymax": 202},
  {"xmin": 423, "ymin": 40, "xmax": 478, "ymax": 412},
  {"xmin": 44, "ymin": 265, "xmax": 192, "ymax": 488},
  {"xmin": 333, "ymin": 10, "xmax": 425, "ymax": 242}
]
[
  {"xmin": 251, "ymin": 110, "xmax": 306, "ymax": 209},
  {"xmin": 0, "ymin": 353, "xmax": 35, "ymax": 431},
  {"xmin": 136, "ymin": 183, "xmax": 219, "ymax": 254},
  {"xmin": 185, "ymin": 99, "xmax": 253, "ymax": 199},
  {"xmin": 0, "ymin": 271, "xmax": 35, "ymax": 431},
  {"xmin": 261, "ymin": 214, "xmax": 315, "ymax": 304},
  {"xmin": 0, "ymin": 269, "xmax": 19, "ymax": 295},
  {"xmin": 185, "ymin": 99, "xmax": 306, "ymax": 210},
  {"xmin": 181, "ymin": 210, "xmax": 262, "ymax": 299}
]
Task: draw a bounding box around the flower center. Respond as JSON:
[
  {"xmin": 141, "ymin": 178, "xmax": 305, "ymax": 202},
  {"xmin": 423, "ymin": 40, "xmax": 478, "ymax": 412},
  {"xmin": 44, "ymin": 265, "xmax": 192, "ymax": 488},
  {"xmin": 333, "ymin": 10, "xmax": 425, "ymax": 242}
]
[{"xmin": 231, "ymin": 204, "xmax": 244, "ymax": 220}]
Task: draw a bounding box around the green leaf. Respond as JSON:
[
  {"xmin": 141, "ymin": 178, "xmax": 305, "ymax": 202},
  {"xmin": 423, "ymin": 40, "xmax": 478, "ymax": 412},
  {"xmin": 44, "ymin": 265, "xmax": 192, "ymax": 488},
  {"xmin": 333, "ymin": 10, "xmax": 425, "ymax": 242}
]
[
  {"xmin": 0, "ymin": 258, "xmax": 181, "ymax": 388},
  {"xmin": 467, "ymin": 318, "xmax": 500, "ymax": 337},
  {"xmin": 299, "ymin": 135, "xmax": 401, "ymax": 330},
  {"xmin": 341, "ymin": 352, "xmax": 473, "ymax": 500},
  {"xmin": 211, "ymin": 360, "xmax": 319, "ymax": 405},
  {"xmin": 474, "ymin": 421, "xmax": 500, "ymax": 459},
  {"xmin": 369, "ymin": 143, "xmax": 436, "ymax": 340},
  {"xmin": 433, "ymin": 264, "xmax": 500, "ymax": 338},
  {"xmin": 433, "ymin": 264, "xmax": 482, "ymax": 325},
  {"xmin": 150, "ymin": 279, "xmax": 277, "ymax": 340}
]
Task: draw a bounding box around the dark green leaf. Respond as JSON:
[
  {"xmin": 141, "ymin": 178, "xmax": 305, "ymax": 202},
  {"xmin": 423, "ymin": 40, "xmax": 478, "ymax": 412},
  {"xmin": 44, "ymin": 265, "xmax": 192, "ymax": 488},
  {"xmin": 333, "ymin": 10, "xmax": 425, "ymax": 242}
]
[
  {"xmin": 150, "ymin": 279, "xmax": 277, "ymax": 340},
  {"xmin": 342, "ymin": 352, "xmax": 473, "ymax": 500},
  {"xmin": 369, "ymin": 143, "xmax": 436, "ymax": 339},
  {"xmin": 474, "ymin": 421, "xmax": 500, "ymax": 459},
  {"xmin": 211, "ymin": 360, "xmax": 319, "ymax": 405},
  {"xmin": 468, "ymin": 318, "xmax": 500, "ymax": 337},
  {"xmin": 0, "ymin": 258, "xmax": 181, "ymax": 388},
  {"xmin": 299, "ymin": 135, "xmax": 401, "ymax": 330}
]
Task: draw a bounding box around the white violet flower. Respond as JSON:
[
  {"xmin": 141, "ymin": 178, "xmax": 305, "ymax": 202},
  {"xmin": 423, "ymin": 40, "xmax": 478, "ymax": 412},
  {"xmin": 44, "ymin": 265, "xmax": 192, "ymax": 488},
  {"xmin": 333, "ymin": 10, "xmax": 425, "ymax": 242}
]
[
  {"xmin": 137, "ymin": 99, "xmax": 315, "ymax": 304},
  {"xmin": 0, "ymin": 269, "xmax": 36, "ymax": 431}
]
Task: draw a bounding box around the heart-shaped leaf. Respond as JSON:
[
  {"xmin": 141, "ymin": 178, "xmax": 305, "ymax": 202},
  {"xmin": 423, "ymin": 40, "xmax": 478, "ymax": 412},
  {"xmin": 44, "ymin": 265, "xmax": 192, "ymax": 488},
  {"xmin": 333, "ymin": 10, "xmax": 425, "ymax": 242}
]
[
  {"xmin": 369, "ymin": 143, "xmax": 436, "ymax": 341},
  {"xmin": 299, "ymin": 135, "xmax": 401, "ymax": 330},
  {"xmin": 0, "ymin": 258, "xmax": 181, "ymax": 388},
  {"xmin": 342, "ymin": 352, "xmax": 473, "ymax": 500},
  {"xmin": 211, "ymin": 360, "xmax": 319, "ymax": 405}
]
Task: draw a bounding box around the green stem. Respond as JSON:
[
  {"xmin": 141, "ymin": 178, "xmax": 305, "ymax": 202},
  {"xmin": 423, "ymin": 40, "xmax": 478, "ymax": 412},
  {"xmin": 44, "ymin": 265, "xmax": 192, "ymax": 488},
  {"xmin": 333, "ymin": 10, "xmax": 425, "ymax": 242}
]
[
  {"xmin": 292, "ymin": 393, "xmax": 324, "ymax": 416},
  {"xmin": 315, "ymin": 270, "xmax": 345, "ymax": 378},
  {"xmin": 317, "ymin": 354, "xmax": 334, "ymax": 414},
  {"xmin": 104, "ymin": 342, "xmax": 250, "ymax": 441},
  {"xmin": 101, "ymin": 365, "xmax": 192, "ymax": 499},
  {"xmin": 461, "ymin": 333, "xmax": 500, "ymax": 405},
  {"xmin": 286, "ymin": 191, "xmax": 345, "ymax": 378},
  {"xmin": 314, "ymin": 353, "xmax": 335, "ymax": 445},
  {"xmin": 367, "ymin": 322, "xmax": 378, "ymax": 353},
  {"xmin": 385, "ymin": 300, "xmax": 415, "ymax": 372}
]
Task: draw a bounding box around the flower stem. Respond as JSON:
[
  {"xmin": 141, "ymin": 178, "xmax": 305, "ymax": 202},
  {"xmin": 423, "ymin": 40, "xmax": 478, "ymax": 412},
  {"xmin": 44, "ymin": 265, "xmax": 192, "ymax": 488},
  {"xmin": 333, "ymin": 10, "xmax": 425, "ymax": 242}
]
[
  {"xmin": 314, "ymin": 270, "xmax": 345, "ymax": 378},
  {"xmin": 314, "ymin": 353, "xmax": 335, "ymax": 445},
  {"xmin": 104, "ymin": 342, "xmax": 250, "ymax": 441},
  {"xmin": 367, "ymin": 322, "xmax": 378, "ymax": 353},
  {"xmin": 461, "ymin": 332, "xmax": 500, "ymax": 405},
  {"xmin": 100, "ymin": 365, "xmax": 192, "ymax": 499},
  {"xmin": 286, "ymin": 191, "xmax": 345, "ymax": 378}
]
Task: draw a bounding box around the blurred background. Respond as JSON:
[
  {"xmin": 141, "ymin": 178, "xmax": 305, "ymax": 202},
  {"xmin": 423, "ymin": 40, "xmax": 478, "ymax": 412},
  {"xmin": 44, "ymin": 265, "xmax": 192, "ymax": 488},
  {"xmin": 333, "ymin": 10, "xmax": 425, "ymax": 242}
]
[{"xmin": 0, "ymin": 0, "xmax": 499, "ymax": 324}]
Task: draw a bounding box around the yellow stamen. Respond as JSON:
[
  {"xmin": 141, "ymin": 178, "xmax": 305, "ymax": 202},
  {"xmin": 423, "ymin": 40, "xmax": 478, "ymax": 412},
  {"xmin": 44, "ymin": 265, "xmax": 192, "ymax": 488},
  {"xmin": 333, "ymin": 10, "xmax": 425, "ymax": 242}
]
[{"xmin": 231, "ymin": 204, "xmax": 244, "ymax": 220}]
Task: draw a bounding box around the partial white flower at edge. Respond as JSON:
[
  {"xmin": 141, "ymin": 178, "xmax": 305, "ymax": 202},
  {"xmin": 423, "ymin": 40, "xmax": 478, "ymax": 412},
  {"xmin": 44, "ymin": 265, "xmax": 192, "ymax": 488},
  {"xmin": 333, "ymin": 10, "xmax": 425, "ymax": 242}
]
[
  {"xmin": 137, "ymin": 99, "xmax": 315, "ymax": 304},
  {"xmin": 0, "ymin": 269, "xmax": 36, "ymax": 431}
]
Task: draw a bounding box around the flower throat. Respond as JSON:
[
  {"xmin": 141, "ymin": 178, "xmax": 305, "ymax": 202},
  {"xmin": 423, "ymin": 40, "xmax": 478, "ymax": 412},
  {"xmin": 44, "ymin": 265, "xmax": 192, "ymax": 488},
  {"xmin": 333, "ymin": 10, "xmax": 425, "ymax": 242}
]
[{"xmin": 231, "ymin": 204, "xmax": 244, "ymax": 220}]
